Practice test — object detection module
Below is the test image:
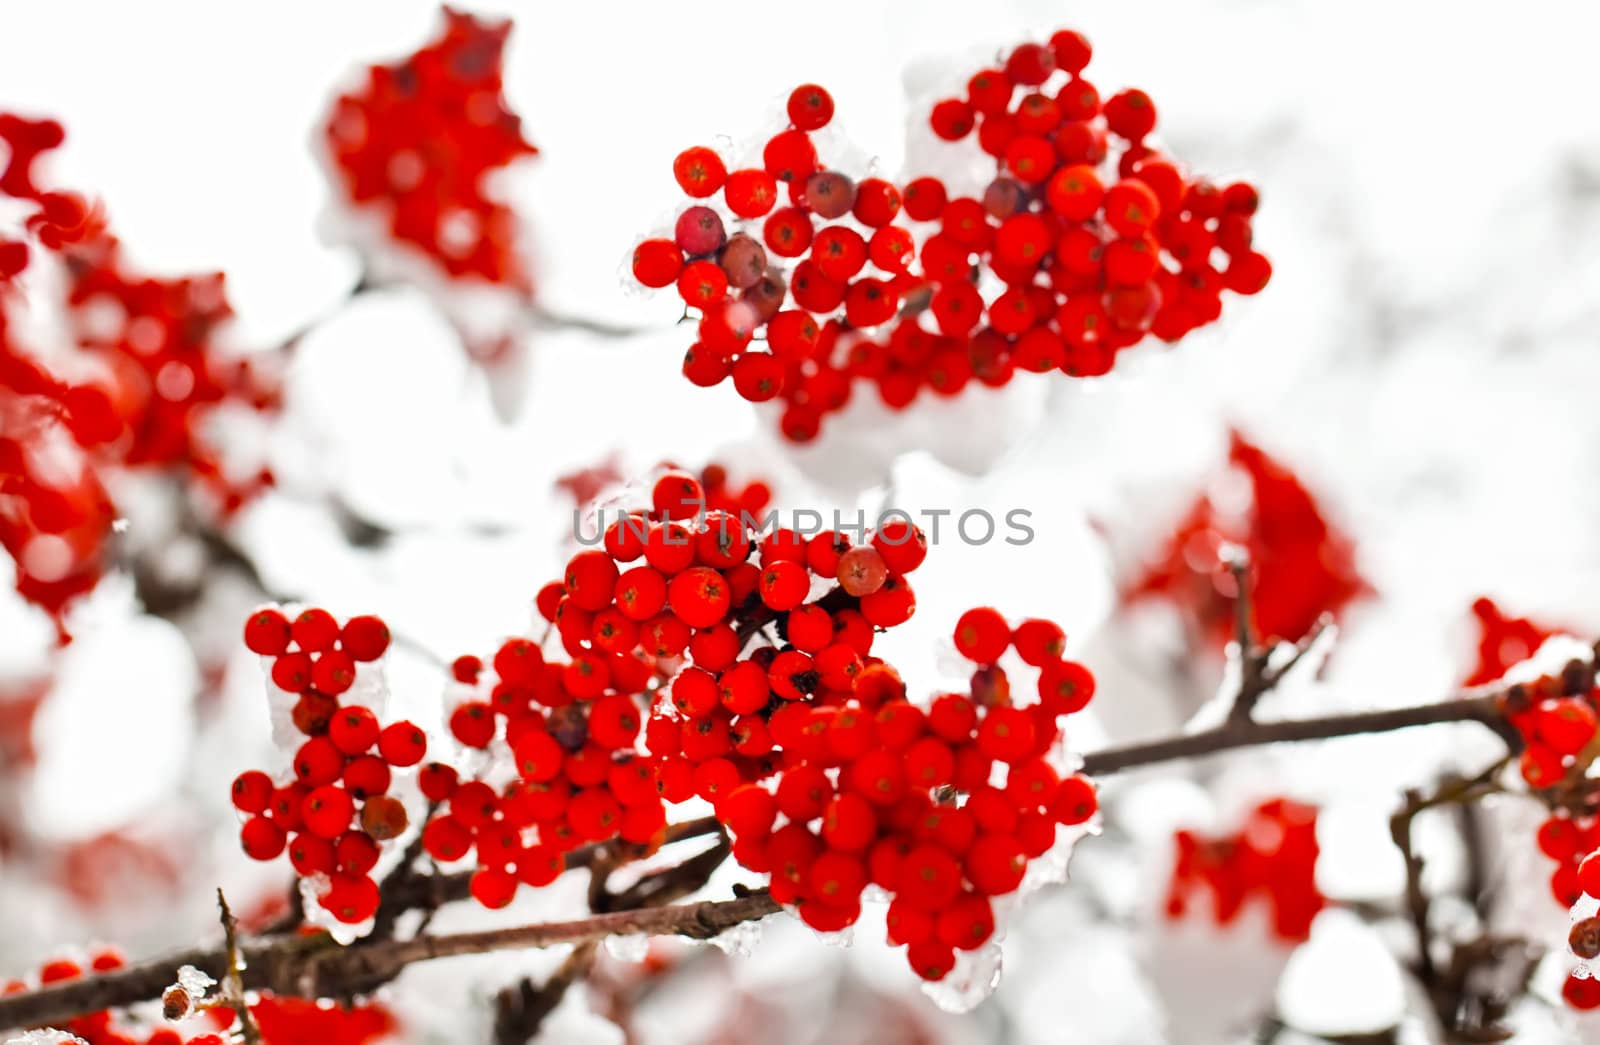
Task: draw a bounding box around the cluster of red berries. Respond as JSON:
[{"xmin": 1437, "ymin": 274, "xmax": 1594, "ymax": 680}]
[
  {"xmin": 323, "ymin": 7, "xmax": 535, "ymax": 290},
  {"xmin": 2, "ymin": 949, "xmax": 232, "ymax": 1044},
  {"xmin": 1164, "ymin": 797, "xmax": 1323, "ymax": 943},
  {"xmin": 1509, "ymin": 659, "xmax": 1600, "ymax": 915},
  {"xmin": 1125, "ymin": 431, "xmax": 1369, "ymax": 649},
  {"xmin": 1465, "ymin": 596, "xmax": 1559, "ymax": 688},
  {"xmin": 422, "ymin": 467, "xmax": 932, "ymax": 909},
  {"xmin": 423, "ymin": 630, "xmax": 663, "ymax": 909},
  {"xmin": 1502, "ymin": 661, "xmax": 1598, "ymax": 799},
  {"xmin": 707, "ymin": 607, "xmax": 1099, "ymax": 981},
  {"xmin": 629, "ymin": 29, "xmax": 1270, "ymax": 442},
  {"xmin": 695, "ymin": 461, "xmax": 773, "ymax": 518},
  {"xmin": 1, "ymin": 111, "xmax": 279, "ymax": 636},
  {"xmin": 233, "ymin": 607, "xmax": 427, "ymax": 925}
]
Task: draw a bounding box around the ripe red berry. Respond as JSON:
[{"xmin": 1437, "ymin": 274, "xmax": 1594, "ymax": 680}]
[
  {"xmin": 239, "ymin": 816, "xmax": 287, "ymax": 860},
  {"xmin": 243, "ymin": 608, "xmax": 291, "ymax": 655},
  {"xmin": 762, "ymin": 129, "xmax": 817, "ymax": 184},
  {"xmin": 231, "ymin": 770, "xmax": 274, "ymax": 814},
  {"xmin": 377, "ymin": 720, "xmax": 428, "ymax": 767},
  {"xmin": 311, "ymin": 648, "xmax": 357, "ymax": 696},
  {"xmin": 449, "ymin": 702, "xmax": 496, "ymax": 748},
  {"xmin": 340, "ymin": 615, "xmax": 390, "ymax": 661},
  {"xmin": 336, "ymin": 831, "xmax": 381, "ymax": 875},
  {"xmin": 787, "ymin": 84, "xmax": 834, "ymax": 131},
  {"xmin": 294, "ymin": 737, "xmax": 345, "ymax": 786},
  {"xmin": 270, "ymin": 651, "xmax": 314, "ymax": 693},
  {"xmin": 965, "ymin": 833, "xmax": 1027, "ymax": 895},
  {"xmin": 289, "ymin": 832, "xmax": 336, "ymax": 875},
  {"xmin": 954, "ymin": 607, "xmax": 1009, "ymax": 664},
  {"xmin": 470, "ymin": 867, "xmax": 519, "ymax": 909},
  {"xmin": 1038, "ymin": 659, "xmax": 1096, "ymax": 714},
  {"xmin": 1051, "ymin": 774, "xmax": 1098, "ymax": 825},
  {"xmin": 292, "ymin": 608, "xmax": 340, "ymax": 653},
  {"xmin": 1012, "ymin": 618, "xmax": 1066, "ymax": 666},
  {"xmin": 301, "ymin": 785, "xmax": 356, "ymax": 840},
  {"xmin": 725, "ymin": 168, "xmax": 778, "ymax": 218},
  {"xmin": 759, "ymin": 560, "xmax": 811, "ymax": 611},
  {"xmin": 835, "ymin": 546, "xmax": 888, "ymax": 597},
  {"xmin": 1104, "ymin": 88, "xmax": 1157, "ymax": 140},
  {"xmin": 673, "ymin": 146, "xmax": 727, "ymax": 198},
  {"xmin": 422, "ymin": 814, "xmax": 473, "ymax": 862},
  {"xmin": 418, "ymin": 762, "xmax": 459, "ymax": 803},
  {"xmin": 860, "ymin": 576, "xmax": 916, "ymax": 627},
  {"xmin": 320, "ymin": 873, "xmax": 379, "ymax": 924},
  {"xmin": 930, "ymin": 98, "xmax": 975, "ymax": 140},
  {"xmin": 632, "ymin": 238, "xmax": 684, "ymax": 288},
  {"xmin": 720, "ymin": 784, "xmax": 777, "ymax": 839},
  {"xmin": 341, "ymin": 755, "xmax": 391, "ymax": 799}
]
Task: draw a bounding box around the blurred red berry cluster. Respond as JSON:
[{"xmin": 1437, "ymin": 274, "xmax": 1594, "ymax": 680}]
[
  {"xmin": 1, "ymin": 115, "xmax": 279, "ymax": 636},
  {"xmin": 1125, "ymin": 432, "xmax": 1369, "ymax": 649},
  {"xmin": 323, "ymin": 7, "xmax": 536, "ymax": 290},
  {"xmin": 1165, "ymin": 797, "xmax": 1323, "ymax": 943}
]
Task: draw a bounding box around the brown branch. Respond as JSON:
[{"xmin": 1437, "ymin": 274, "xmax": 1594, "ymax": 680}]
[
  {"xmin": 0, "ymin": 669, "xmax": 1562, "ymax": 1033},
  {"xmin": 386, "ymin": 815, "xmax": 723, "ymax": 913},
  {"xmin": 1082, "ymin": 693, "xmax": 1515, "ymax": 776},
  {"xmin": 493, "ymin": 942, "xmax": 598, "ymax": 1045},
  {"xmin": 1386, "ymin": 759, "xmax": 1513, "ymax": 1036}
]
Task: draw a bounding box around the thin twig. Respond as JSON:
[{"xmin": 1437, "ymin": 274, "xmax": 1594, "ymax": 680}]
[
  {"xmin": 215, "ymin": 889, "xmax": 263, "ymax": 1045},
  {"xmin": 493, "ymin": 942, "xmax": 598, "ymax": 1045}
]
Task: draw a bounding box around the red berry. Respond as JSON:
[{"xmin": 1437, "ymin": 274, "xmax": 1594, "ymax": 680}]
[
  {"xmin": 311, "ymin": 649, "xmax": 357, "ymax": 696},
  {"xmin": 759, "ymin": 560, "xmax": 811, "ymax": 611},
  {"xmin": 240, "ymin": 816, "xmax": 287, "ymax": 860},
  {"xmin": 292, "ymin": 608, "xmax": 341, "ymax": 653},
  {"xmin": 293, "ymin": 737, "xmax": 345, "ymax": 786},
  {"xmin": 930, "ymin": 98, "xmax": 975, "ymax": 141},
  {"xmin": 673, "ymin": 146, "xmax": 727, "ymax": 198},
  {"xmin": 423, "ymin": 814, "xmax": 474, "ymax": 862},
  {"xmin": 341, "ymin": 755, "xmax": 391, "ymax": 799},
  {"xmin": 632, "ymin": 238, "xmax": 684, "ymax": 288},
  {"xmin": 835, "ymin": 546, "xmax": 888, "ymax": 597},
  {"xmin": 301, "ymin": 785, "xmax": 356, "ymax": 840},
  {"xmin": 787, "ymin": 84, "xmax": 834, "ymax": 131},
  {"xmin": 340, "ymin": 615, "xmax": 390, "ymax": 661},
  {"xmin": 270, "ymin": 651, "xmax": 314, "ymax": 693},
  {"xmin": 470, "ymin": 867, "xmax": 519, "ymax": 909},
  {"xmin": 1012, "ymin": 618, "xmax": 1065, "ymax": 666},
  {"xmin": 289, "ymin": 832, "xmax": 336, "ymax": 875},
  {"xmin": 954, "ymin": 608, "xmax": 1010, "ymax": 664},
  {"xmin": 860, "ymin": 576, "xmax": 915, "ymax": 627},
  {"xmin": 965, "ymin": 833, "xmax": 1027, "ymax": 895},
  {"xmin": 725, "ymin": 168, "xmax": 778, "ymax": 218},
  {"xmin": 377, "ymin": 720, "xmax": 428, "ymax": 767},
  {"xmin": 243, "ymin": 608, "xmax": 291, "ymax": 655},
  {"xmin": 418, "ymin": 762, "xmax": 459, "ymax": 803},
  {"xmin": 449, "ymin": 702, "xmax": 496, "ymax": 748},
  {"xmin": 1038, "ymin": 660, "xmax": 1095, "ymax": 714},
  {"xmin": 319, "ymin": 873, "xmax": 379, "ymax": 924},
  {"xmin": 231, "ymin": 770, "xmax": 274, "ymax": 814},
  {"xmin": 336, "ymin": 831, "xmax": 381, "ymax": 875},
  {"xmin": 1051, "ymin": 774, "xmax": 1098, "ymax": 825}
]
